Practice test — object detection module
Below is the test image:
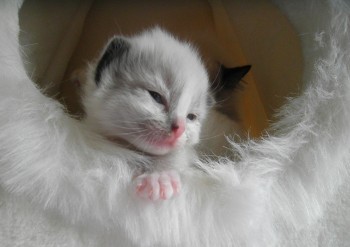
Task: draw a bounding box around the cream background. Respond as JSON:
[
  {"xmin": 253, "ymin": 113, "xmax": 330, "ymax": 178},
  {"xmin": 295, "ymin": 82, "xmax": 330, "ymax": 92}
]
[{"xmin": 19, "ymin": 0, "xmax": 302, "ymax": 137}]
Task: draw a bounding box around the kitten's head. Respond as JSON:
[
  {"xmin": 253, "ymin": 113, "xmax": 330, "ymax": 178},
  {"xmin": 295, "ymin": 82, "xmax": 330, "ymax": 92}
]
[{"xmin": 83, "ymin": 28, "xmax": 212, "ymax": 155}]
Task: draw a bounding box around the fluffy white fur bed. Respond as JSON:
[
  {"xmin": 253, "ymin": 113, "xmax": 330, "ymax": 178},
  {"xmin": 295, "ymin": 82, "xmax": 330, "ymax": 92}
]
[{"xmin": 1, "ymin": 0, "xmax": 350, "ymax": 246}]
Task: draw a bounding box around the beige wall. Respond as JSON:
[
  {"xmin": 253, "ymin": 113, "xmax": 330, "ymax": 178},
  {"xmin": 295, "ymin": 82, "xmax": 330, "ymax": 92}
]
[{"xmin": 19, "ymin": 0, "xmax": 303, "ymax": 137}]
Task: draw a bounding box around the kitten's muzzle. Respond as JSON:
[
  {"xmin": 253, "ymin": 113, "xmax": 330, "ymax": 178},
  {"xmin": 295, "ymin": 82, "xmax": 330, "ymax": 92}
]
[{"xmin": 149, "ymin": 119, "xmax": 185, "ymax": 148}]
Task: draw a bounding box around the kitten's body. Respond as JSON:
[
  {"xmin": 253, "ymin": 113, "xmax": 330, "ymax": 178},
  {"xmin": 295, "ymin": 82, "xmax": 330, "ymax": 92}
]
[{"xmin": 82, "ymin": 28, "xmax": 211, "ymax": 200}]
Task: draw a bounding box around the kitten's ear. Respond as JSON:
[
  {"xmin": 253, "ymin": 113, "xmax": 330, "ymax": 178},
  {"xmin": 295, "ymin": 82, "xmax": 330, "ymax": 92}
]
[
  {"xmin": 220, "ymin": 65, "xmax": 251, "ymax": 90},
  {"xmin": 94, "ymin": 37, "xmax": 130, "ymax": 86}
]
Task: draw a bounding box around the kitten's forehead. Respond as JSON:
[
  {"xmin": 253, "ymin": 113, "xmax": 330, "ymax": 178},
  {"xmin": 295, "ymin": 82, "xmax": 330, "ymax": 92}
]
[{"xmin": 131, "ymin": 28, "xmax": 210, "ymax": 97}]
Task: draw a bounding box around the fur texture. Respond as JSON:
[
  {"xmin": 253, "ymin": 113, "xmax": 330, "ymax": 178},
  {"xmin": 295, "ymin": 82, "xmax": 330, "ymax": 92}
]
[
  {"xmin": 83, "ymin": 28, "xmax": 209, "ymax": 156},
  {"xmin": 1, "ymin": 0, "xmax": 350, "ymax": 246},
  {"xmin": 82, "ymin": 28, "xmax": 211, "ymax": 200},
  {"xmin": 0, "ymin": 3, "xmax": 264, "ymax": 246}
]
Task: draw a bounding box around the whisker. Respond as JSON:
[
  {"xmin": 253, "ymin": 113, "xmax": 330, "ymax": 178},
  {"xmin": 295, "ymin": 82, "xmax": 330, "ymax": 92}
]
[
  {"xmin": 209, "ymin": 64, "xmax": 222, "ymax": 88},
  {"xmin": 133, "ymin": 132, "xmax": 153, "ymax": 145},
  {"xmin": 115, "ymin": 117, "xmax": 164, "ymax": 124},
  {"xmin": 212, "ymin": 97, "xmax": 231, "ymax": 108},
  {"xmin": 111, "ymin": 125, "xmax": 143, "ymax": 130},
  {"xmin": 118, "ymin": 129, "xmax": 148, "ymax": 135},
  {"xmin": 209, "ymin": 64, "xmax": 226, "ymax": 95},
  {"xmin": 199, "ymin": 132, "xmax": 231, "ymax": 141}
]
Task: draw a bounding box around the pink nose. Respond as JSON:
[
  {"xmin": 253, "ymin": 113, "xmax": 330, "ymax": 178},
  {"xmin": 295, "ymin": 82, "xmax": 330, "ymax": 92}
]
[{"xmin": 171, "ymin": 120, "xmax": 185, "ymax": 139}]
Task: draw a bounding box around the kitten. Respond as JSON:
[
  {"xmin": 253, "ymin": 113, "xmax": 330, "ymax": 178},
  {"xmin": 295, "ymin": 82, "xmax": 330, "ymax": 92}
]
[{"xmin": 82, "ymin": 28, "xmax": 211, "ymax": 200}]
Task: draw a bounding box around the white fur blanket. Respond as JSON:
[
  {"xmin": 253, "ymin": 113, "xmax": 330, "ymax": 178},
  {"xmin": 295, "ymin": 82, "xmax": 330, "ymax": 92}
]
[{"xmin": 1, "ymin": 0, "xmax": 350, "ymax": 246}]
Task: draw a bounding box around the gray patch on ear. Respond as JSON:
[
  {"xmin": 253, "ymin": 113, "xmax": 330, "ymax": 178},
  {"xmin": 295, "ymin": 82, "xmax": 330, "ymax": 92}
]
[{"xmin": 95, "ymin": 37, "xmax": 130, "ymax": 86}]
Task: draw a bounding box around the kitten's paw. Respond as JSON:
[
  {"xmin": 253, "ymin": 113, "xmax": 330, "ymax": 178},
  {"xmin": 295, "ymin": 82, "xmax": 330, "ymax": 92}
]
[{"xmin": 134, "ymin": 170, "xmax": 181, "ymax": 201}]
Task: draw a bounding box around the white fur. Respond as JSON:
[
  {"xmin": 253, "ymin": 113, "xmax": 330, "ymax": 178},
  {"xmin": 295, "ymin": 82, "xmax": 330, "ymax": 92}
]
[
  {"xmin": 83, "ymin": 28, "xmax": 209, "ymax": 157},
  {"xmin": 1, "ymin": 0, "xmax": 350, "ymax": 246},
  {"xmin": 81, "ymin": 29, "xmax": 212, "ymax": 200},
  {"xmin": 0, "ymin": 3, "xmax": 263, "ymax": 246}
]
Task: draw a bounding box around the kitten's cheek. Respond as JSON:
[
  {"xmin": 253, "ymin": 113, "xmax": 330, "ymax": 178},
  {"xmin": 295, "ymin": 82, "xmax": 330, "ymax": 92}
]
[
  {"xmin": 187, "ymin": 133, "xmax": 199, "ymax": 145},
  {"xmin": 178, "ymin": 134, "xmax": 187, "ymax": 146}
]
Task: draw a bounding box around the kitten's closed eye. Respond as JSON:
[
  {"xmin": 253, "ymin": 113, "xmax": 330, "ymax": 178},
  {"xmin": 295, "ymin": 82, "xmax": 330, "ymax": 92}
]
[{"xmin": 148, "ymin": 91, "xmax": 164, "ymax": 105}]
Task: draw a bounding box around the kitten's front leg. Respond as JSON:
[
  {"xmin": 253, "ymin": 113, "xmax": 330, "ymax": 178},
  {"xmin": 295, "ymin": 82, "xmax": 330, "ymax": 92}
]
[{"xmin": 134, "ymin": 170, "xmax": 181, "ymax": 201}]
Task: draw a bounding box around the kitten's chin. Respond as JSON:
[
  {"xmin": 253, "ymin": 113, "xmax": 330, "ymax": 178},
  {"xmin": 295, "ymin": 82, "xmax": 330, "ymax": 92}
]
[
  {"xmin": 142, "ymin": 146, "xmax": 172, "ymax": 156},
  {"xmin": 133, "ymin": 140, "xmax": 176, "ymax": 156},
  {"xmin": 116, "ymin": 129, "xmax": 187, "ymax": 155},
  {"xmin": 107, "ymin": 135, "xmax": 179, "ymax": 155}
]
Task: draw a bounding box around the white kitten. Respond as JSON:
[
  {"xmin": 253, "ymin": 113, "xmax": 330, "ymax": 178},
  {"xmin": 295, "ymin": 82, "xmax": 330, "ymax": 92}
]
[{"xmin": 82, "ymin": 28, "xmax": 211, "ymax": 200}]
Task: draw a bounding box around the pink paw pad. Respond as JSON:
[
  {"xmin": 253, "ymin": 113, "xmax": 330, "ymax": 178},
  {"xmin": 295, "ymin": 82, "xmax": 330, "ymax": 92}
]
[{"xmin": 135, "ymin": 170, "xmax": 181, "ymax": 201}]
